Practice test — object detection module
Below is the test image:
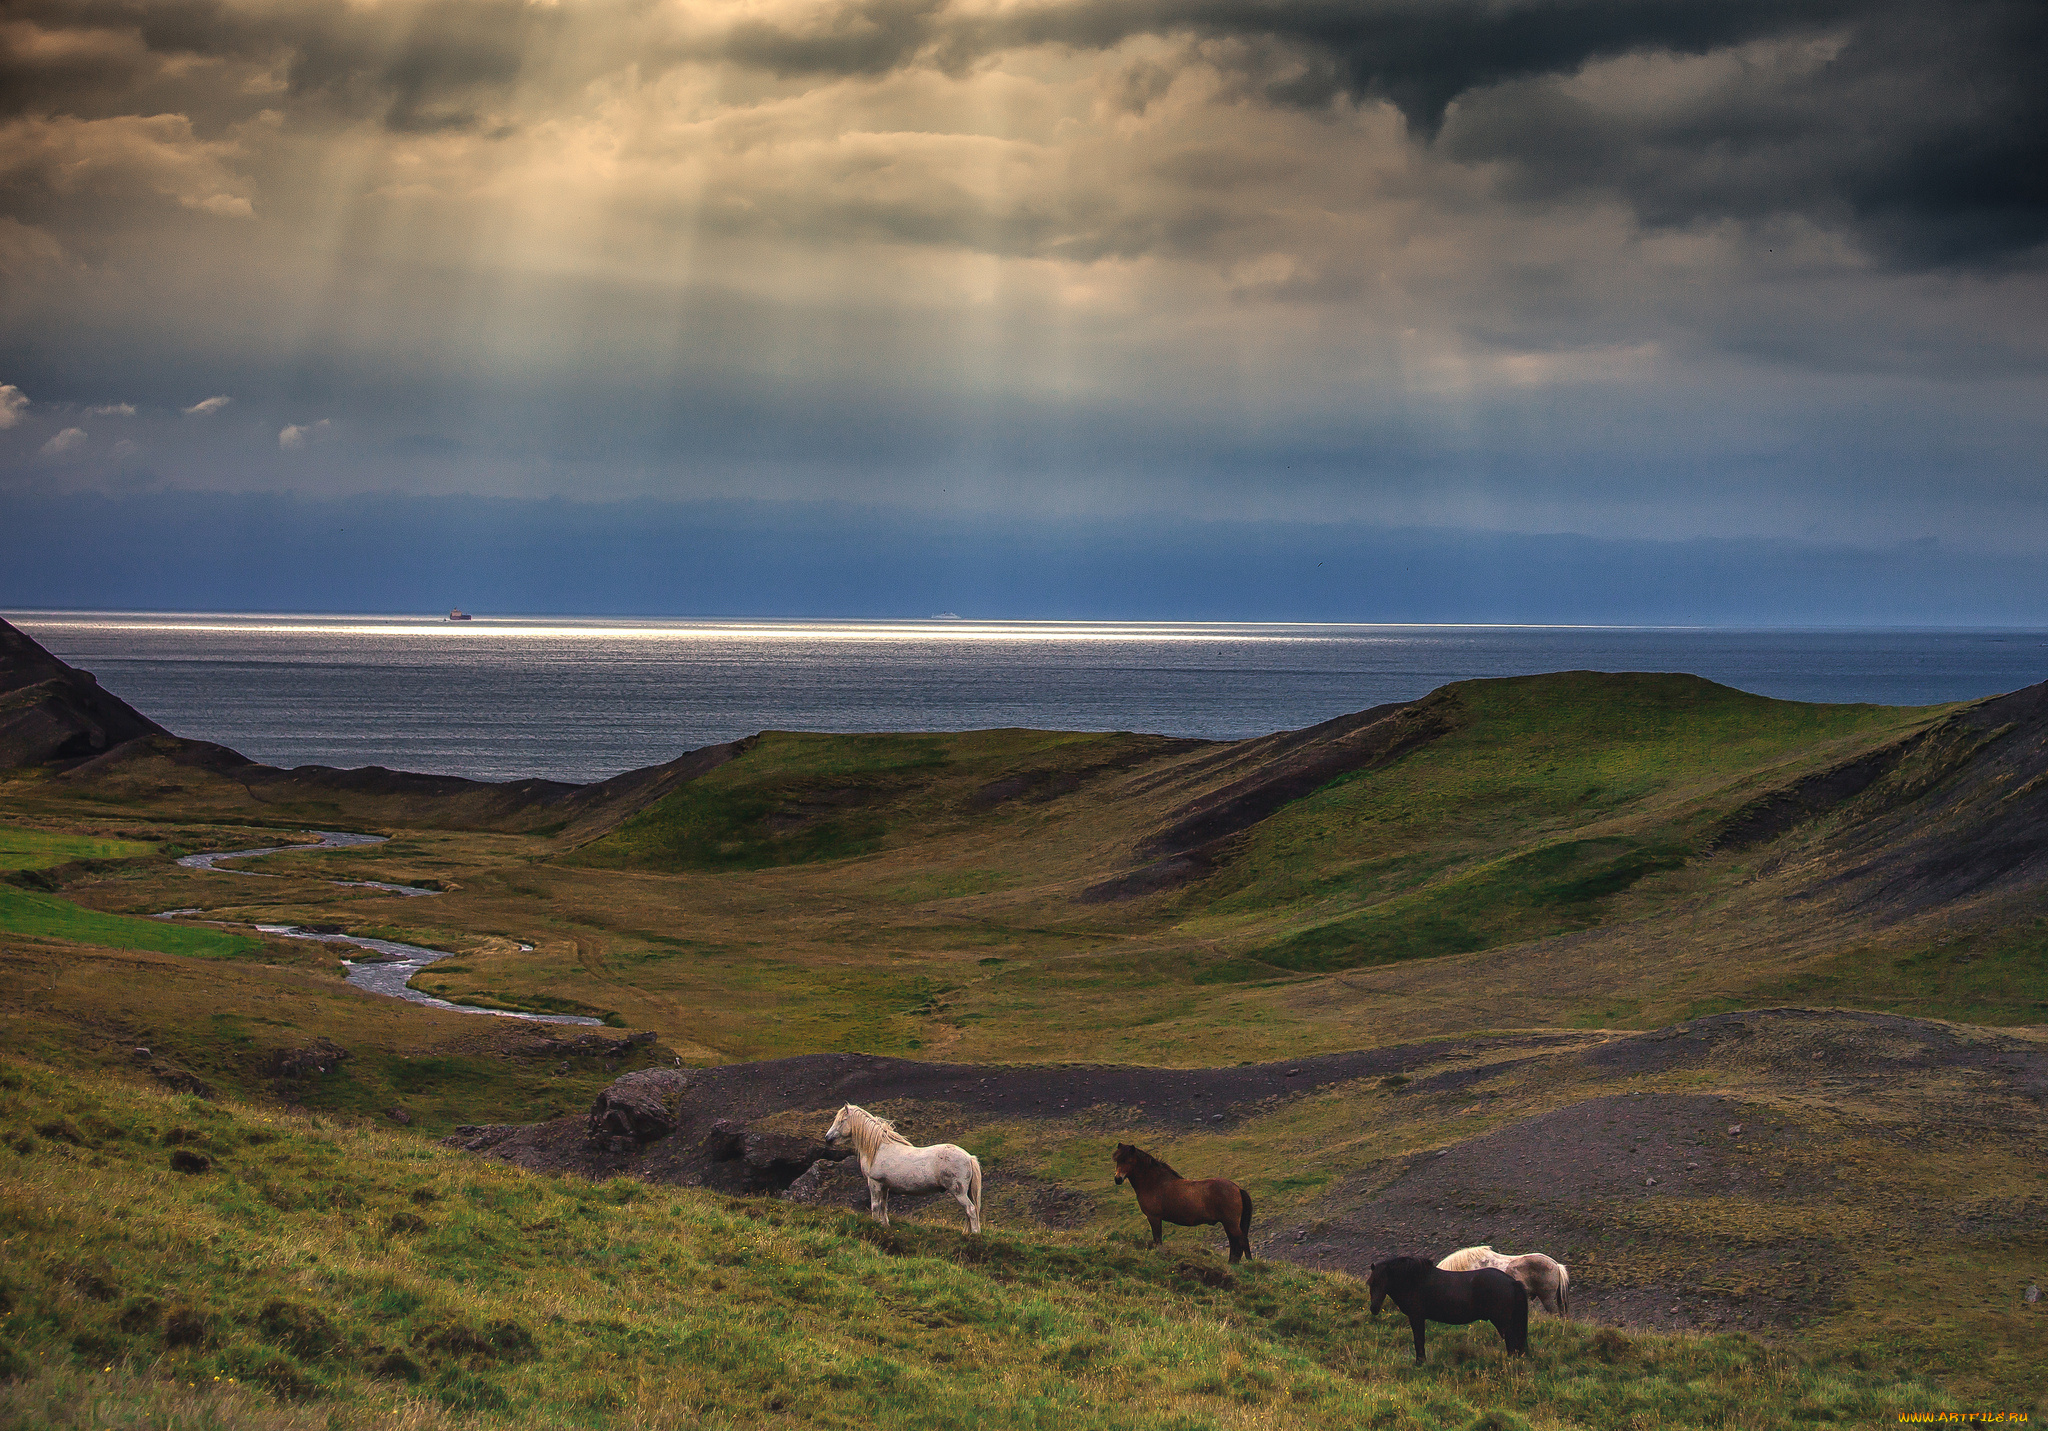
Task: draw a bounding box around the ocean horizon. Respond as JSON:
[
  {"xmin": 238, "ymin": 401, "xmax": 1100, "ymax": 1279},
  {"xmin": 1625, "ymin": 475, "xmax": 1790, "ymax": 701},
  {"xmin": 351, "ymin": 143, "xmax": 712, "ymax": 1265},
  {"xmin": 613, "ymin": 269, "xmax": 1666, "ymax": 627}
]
[{"xmin": 11, "ymin": 610, "xmax": 2047, "ymax": 785}]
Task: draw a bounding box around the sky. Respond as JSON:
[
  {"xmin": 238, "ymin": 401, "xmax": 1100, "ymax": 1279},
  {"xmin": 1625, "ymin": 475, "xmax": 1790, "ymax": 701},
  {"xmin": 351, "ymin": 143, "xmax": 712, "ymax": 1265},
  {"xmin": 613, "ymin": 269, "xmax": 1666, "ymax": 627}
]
[{"xmin": 1, "ymin": 0, "xmax": 2045, "ymax": 618}]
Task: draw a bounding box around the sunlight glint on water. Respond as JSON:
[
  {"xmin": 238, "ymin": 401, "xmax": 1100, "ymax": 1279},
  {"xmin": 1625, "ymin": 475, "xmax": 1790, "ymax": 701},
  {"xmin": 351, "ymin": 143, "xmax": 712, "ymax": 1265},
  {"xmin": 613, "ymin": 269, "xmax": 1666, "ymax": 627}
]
[{"xmin": 10, "ymin": 612, "xmax": 2046, "ymax": 785}]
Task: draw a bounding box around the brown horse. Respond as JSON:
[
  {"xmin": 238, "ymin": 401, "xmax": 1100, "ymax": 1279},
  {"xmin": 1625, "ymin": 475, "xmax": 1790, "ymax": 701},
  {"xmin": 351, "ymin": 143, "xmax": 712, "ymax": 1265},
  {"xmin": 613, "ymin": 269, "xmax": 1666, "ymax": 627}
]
[{"xmin": 1112, "ymin": 1143, "xmax": 1254, "ymax": 1263}]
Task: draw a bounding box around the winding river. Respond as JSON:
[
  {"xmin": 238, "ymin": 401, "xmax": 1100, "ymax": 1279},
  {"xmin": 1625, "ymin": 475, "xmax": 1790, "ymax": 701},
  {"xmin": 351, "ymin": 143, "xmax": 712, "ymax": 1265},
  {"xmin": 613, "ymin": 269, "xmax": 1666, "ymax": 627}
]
[{"xmin": 166, "ymin": 831, "xmax": 600, "ymax": 1026}]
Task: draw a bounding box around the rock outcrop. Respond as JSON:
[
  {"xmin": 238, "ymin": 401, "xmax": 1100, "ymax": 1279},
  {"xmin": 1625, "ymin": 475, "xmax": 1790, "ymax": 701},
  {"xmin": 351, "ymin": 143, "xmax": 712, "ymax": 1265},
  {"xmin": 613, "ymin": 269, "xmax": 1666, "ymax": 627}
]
[
  {"xmin": 588, "ymin": 1069, "xmax": 689, "ymax": 1148},
  {"xmin": 780, "ymin": 1156, "xmax": 871, "ymax": 1210},
  {"xmin": 444, "ymin": 1067, "xmax": 854, "ymax": 1194}
]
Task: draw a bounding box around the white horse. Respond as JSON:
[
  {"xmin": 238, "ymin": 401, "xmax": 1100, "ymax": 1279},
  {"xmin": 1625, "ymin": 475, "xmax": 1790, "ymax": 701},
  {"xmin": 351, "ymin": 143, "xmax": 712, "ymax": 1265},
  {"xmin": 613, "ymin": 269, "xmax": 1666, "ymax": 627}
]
[
  {"xmin": 823, "ymin": 1103, "xmax": 983, "ymax": 1232},
  {"xmin": 1437, "ymin": 1245, "xmax": 1571, "ymax": 1314}
]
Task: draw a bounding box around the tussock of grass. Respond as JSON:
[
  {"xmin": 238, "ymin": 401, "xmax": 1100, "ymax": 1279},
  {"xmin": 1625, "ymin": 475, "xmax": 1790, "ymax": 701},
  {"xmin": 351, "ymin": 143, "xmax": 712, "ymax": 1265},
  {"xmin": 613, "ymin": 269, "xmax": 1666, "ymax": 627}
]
[{"xmin": 0, "ymin": 1060, "xmax": 1948, "ymax": 1429}]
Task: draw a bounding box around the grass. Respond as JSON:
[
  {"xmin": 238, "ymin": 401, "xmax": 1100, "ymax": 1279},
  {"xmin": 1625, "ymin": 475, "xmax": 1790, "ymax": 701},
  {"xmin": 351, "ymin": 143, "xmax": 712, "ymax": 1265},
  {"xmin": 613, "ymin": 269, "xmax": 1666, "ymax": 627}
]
[
  {"xmin": 0, "ymin": 827, "xmax": 155, "ymax": 872},
  {"xmin": 2, "ymin": 667, "xmax": 2045, "ymax": 1424},
  {"xmin": 575, "ymin": 732, "xmax": 954, "ymax": 871},
  {"xmin": 1, "ymin": 674, "xmax": 1967, "ymax": 1065},
  {"xmin": 0, "ymin": 887, "xmax": 259, "ymax": 961},
  {"xmin": 1213, "ymin": 674, "xmax": 1926, "ymax": 971},
  {"xmin": 1262, "ymin": 838, "xmax": 1693, "ymax": 973},
  {"xmin": 1722, "ymin": 912, "xmax": 2048, "ymax": 1026},
  {"xmin": 0, "ymin": 1060, "xmax": 1952, "ymax": 1430}
]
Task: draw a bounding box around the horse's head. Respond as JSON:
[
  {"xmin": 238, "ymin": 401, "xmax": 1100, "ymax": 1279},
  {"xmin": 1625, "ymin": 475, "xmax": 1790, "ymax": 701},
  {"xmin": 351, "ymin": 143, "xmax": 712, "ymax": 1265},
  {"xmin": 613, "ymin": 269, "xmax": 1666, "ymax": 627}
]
[
  {"xmin": 1112, "ymin": 1142, "xmax": 1137, "ymax": 1184},
  {"xmin": 824, "ymin": 1104, "xmax": 856, "ymax": 1145},
  {"xmin": 1366, "ymin": 1259, "xmax": 1390, "ymax": 1315},
  {"xmin": 1368, "ymin": 1256, "xmax": 1430, "ymax": 1314}
]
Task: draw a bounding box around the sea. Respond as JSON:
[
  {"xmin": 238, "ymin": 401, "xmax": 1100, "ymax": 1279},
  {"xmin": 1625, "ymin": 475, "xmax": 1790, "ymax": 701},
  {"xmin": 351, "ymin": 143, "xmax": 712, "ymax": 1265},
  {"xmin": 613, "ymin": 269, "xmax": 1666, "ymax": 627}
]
[{"xmin": 11, "ymin": 612, "xmax": 2048, "ymax": 785}]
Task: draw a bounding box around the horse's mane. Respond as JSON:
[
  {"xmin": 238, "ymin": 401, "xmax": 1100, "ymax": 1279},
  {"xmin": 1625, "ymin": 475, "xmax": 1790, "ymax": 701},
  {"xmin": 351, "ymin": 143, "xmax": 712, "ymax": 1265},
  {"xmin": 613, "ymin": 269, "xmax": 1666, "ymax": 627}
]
[
  {"xmin": 1436, "ymin": 1245, "xmax": 1499, "ymax": 1272},
  {"xmin": 1371, "ymin": 1255, "xmax": 1439, "ymax": 1287},
  {"xmin": 841, "ymin": 1104, "xmax": 911, "ymax": 1161},
  {"xmin": 1116, "ymin": 1145, "xmax": 1181, "ymax": 1180}
]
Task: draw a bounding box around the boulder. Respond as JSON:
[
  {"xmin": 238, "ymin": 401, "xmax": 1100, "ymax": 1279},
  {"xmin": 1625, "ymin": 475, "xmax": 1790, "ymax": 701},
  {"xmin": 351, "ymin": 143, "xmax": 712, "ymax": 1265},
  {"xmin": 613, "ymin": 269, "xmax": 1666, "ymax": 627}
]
[
  {"xmin": 587, "ymin": 1069, "xmax": 689, "ymax": 1147},
  {"xmin": 696, "ymin": 1119, "xmax": 746, "ymax": 1160},
  {"xmin": 697, "ymin": 1119, "xmax": 850, "ymax": 1193},
  {"xmin": 781, "ymin": 1156, "xmax": 871, "ymax": 1210},
  {"xmin": 741, "ymin": 1129, "xmax": 844, "ymax": 1189}
]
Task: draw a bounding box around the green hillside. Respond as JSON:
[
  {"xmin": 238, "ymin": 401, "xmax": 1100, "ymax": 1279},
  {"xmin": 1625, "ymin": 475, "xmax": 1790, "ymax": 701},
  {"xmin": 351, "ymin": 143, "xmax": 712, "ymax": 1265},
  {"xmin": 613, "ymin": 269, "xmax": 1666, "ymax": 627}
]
[
  {"xmin": 0, "ymin": 1062, "xmax": 1946, "ymax": 1430},
  {"xmin": 1201, "ymin": 674, "xmax": 1928, "ymax": 971},
  {"xmin": 0, "ymin": 885, "xmax": 259, "ymax": 961}
]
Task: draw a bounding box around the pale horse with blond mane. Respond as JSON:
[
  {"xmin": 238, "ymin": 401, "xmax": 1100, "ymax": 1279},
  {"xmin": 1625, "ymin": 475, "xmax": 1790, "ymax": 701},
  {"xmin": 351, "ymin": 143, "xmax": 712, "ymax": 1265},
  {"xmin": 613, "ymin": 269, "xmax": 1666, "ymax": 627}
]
[
  {"xmin": 1437, "ymin": 1246, "xmax": 1571, "ymax": 1315},
  {"xmin": 823, "ymin": 1103, "xmax": 983, "ymax": 1232}
]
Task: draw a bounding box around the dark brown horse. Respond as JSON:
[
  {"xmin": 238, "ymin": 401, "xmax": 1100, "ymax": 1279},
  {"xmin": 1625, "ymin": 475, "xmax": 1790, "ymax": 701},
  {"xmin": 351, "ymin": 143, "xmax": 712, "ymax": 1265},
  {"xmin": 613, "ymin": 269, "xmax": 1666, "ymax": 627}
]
[
  {"xmin": 1368, "ymin": 1255, "xmax": 1528, "ymax": 1364},
  {"xmin": 1112, "ymin": 1143, "xmax": 1254, "ymax": 1263}
]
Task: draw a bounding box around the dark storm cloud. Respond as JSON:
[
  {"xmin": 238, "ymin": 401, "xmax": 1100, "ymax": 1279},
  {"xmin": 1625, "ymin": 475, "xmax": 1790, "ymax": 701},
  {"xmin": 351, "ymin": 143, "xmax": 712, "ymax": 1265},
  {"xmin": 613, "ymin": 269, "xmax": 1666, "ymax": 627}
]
[
  {"xmin": 1439, "ymin": 0, "xmax": 2048, "ymax": 268},
  {"xmin": 713, "ymin": 0, "xmax": 1861, "ymax": 131},
  {"xmin": 707, "ymin": 0, "xmax": 2047, "ymax": 268},
  {"xmin": 7, "ymin": 0, "xmax": 2040, "ymax": 264},
  {"xmin": 0, "ymin": 0, "xmax": 592, "ymax": 132},
  {"xmin": 1017, "ymin": 0, "xmax": 1864, "ymax": 133},
  {"xmin": 280, "ymin": 0, "xmax": 562, "ymax": 133}
]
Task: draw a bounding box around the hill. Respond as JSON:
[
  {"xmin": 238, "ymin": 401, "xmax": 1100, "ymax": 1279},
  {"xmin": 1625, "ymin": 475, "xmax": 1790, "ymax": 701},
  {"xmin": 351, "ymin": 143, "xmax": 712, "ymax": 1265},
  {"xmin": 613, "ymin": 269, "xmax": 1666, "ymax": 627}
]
[
  {"xmin": 0, "ymin": 1059, "xmax": 1953, "ymax": 1429},
  {"xmin": 3, "ymin": 617, "xmax": 2047, "ymax": 1421}
]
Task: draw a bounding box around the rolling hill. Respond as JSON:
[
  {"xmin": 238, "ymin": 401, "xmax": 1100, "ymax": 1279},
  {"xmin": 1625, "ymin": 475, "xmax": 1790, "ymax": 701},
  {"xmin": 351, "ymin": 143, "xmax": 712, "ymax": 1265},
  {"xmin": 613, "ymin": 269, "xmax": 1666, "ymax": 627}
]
[{"xmin": 3, "ymin": 615, "xmax": 2045, "ymax": 1422}]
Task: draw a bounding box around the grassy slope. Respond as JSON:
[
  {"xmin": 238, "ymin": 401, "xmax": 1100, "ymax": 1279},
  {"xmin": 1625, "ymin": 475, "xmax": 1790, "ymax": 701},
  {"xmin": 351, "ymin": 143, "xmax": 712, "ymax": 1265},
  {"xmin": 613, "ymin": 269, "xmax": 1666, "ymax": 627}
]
[
  {"xmin": 1178, "ymin": 674, "xmax": 1928, "ymax": 971},
  {"xmin": 0, "ymin": 674, "xmax": 1985, "ymax": 1074},
  {"xmin": 0, "ymin": 920, "xmax": 668, "ymax": 1133},
  {"xmin": 916, "ymin": 1017, "xmax": 2048, "ymax": 1412},
  {"xmin": 0, "ymin": 674, "xmax": 2043, "ymax": 1423},
  {"xmin": 0, "ymin": 887, "xmax": 258, "ymax": 961},
  {"xmin": 0, "ymin": 1060, "xmax": 1947, "ymax": 1430},
  {"xmin": 0, "ymin": 828, "xmax": 154, "ymax": 871},
  {"xmin": 465, "ymin": 676, "xmax": 1939, "ymax": 1061},
  {"xmin": 1702, "ymin": 909, "xmax": 2048, "ymax": 1027}
]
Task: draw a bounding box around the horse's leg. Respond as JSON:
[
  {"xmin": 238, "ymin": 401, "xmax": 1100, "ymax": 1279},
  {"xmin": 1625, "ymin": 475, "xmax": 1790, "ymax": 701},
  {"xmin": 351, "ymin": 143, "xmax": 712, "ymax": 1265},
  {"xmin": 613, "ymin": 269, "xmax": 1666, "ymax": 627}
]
[
  {"xmin": 1408, "ymin": 1312, "xmax": 1427, "ymax": 1365},
  {"xmin": 951, "ymin": 1178, "xmax": 978, "ymax": 1233},
  {"xmin": 867, "ymin": 1178, "xmax": 888, "ymax": 1226},
  {"xmin": 1149, "ymin": 1216, "xmax": 1163, "ymax": 1248},
  {"xmin": 1501, "ymin": 1297, "xmax": 1529, "ymax": 1357}
]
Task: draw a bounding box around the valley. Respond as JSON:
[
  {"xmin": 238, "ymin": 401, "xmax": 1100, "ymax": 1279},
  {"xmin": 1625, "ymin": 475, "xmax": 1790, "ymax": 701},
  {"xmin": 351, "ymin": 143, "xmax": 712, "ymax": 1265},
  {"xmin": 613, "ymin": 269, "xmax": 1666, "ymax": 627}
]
[{"xmin": 3, "ymin": 616, "xmax": 2044, "ymax": 1424}]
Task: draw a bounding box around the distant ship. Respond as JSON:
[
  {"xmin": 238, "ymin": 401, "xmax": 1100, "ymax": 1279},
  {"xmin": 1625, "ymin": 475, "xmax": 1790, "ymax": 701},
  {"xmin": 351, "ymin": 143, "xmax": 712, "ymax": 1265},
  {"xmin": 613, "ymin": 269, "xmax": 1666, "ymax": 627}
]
[{"xmin": 447, "ymin": 609, "xmax": 473, "ymax": 621}]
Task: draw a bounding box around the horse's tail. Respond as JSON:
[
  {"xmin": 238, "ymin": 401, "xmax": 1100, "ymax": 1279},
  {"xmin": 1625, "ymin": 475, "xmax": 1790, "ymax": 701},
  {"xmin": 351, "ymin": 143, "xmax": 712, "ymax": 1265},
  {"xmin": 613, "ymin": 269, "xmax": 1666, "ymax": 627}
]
[
  {"xmin": 1557, "ymin": 1264, "xmax": 1570, "ymax": 1316},
  {"xmin": 970, "ymin": 1156, "xmax": 984, "ymax": 1222},
  {"xmin": 1238, "ymin": 1186, "xmax": 1254, "ymax": 1251}
]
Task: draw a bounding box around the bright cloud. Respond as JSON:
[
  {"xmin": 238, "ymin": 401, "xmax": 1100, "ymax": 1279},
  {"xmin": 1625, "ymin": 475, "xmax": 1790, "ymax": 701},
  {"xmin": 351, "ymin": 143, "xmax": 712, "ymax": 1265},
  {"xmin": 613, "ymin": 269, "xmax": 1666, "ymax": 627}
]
[
  {"xmin": 278, "ymin": 419, "xmax": 332, "ymax": 449},
  {"xmin": 0, "ymin": 386, "xmax": 26, "ymax": 428},
  {"xmin": 183, "ymin": 396, "xmax": 231, "ymax": 416},
  {"xmin": 88, "ymin": 402, "xmax": 137, "ymax": 416},
  {"xmin": 38, "ymin": 426, "xmax": 86, "ymax": 456}
]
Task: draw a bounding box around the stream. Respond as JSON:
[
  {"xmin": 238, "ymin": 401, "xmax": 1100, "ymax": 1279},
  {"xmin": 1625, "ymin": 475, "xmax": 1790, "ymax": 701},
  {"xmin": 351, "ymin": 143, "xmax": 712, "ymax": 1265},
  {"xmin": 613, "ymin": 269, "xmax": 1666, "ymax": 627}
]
[{"xmin": 164, "ymin": 830, "xmax": 601, "ymax": 1026}]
